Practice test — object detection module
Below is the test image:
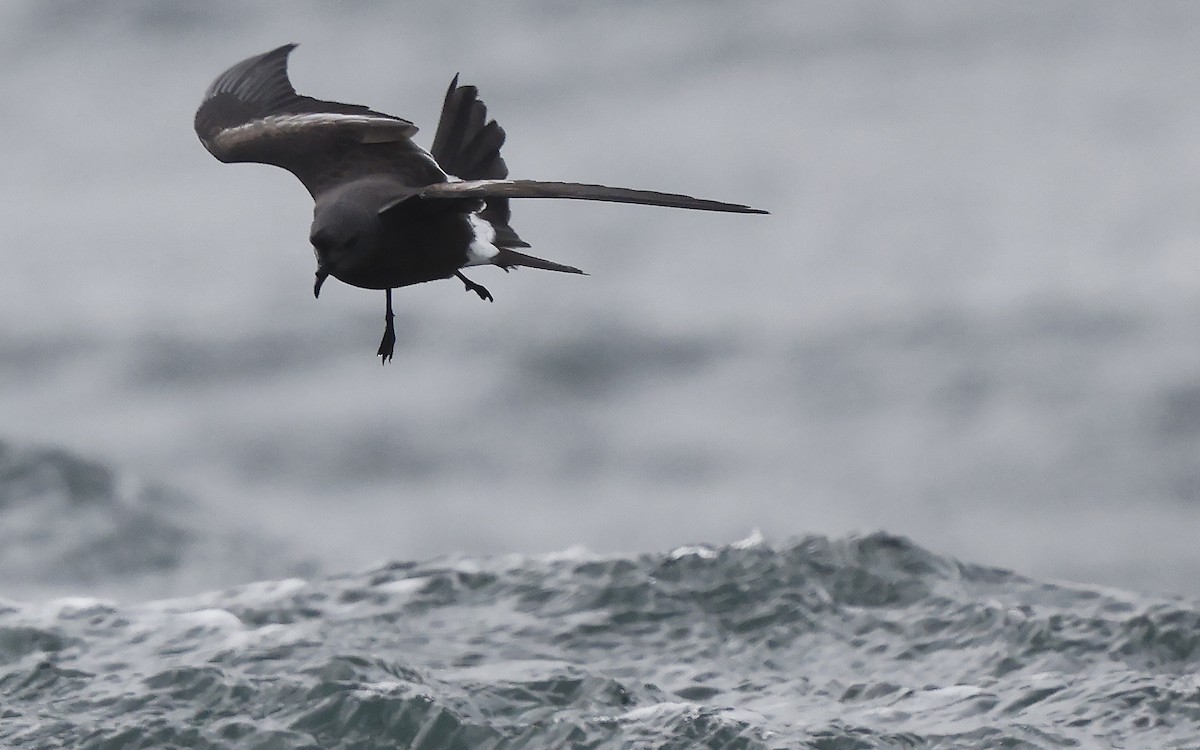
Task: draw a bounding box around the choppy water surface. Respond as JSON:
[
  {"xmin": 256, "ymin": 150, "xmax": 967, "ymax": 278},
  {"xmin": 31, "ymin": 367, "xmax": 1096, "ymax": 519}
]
[
  {"xmin": 3, "ymin": 533, "xmax": 1199, "ymax": 749},
  {"xmin": 5, "ymin": 444, "xmax": 1198, "ymax": 747}
]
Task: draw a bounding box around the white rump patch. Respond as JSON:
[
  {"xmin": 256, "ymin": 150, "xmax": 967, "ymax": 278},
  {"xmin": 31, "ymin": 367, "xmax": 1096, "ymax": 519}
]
[{"xmin": 464, "ymin": 213, "xmax": 499, "ymax": 266}]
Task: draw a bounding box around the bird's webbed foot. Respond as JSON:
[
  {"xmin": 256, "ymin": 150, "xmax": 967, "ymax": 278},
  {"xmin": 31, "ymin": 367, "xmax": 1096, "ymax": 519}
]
[
  {"xmin": 455, "ymin": 271, "xmax": 493, "ymax": 302},
  {"xmin": 378, "ymin": 289, "xmax": 396, "ymax": 364}
]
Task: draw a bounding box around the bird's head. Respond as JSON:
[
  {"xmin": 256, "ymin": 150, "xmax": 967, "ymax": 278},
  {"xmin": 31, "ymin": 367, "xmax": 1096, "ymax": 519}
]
[{"xmin": 310, "ymin": 199, "xmax": 381, "ymax": 293}]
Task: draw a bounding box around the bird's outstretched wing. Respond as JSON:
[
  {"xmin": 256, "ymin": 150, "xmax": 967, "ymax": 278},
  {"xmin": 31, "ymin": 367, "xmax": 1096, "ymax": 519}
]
[
  {"xmin": 194, "ymin": 44, "xmax": 444, "ymax": 196},
  {"xmin": 383, "ymin": 179, "xmax": 769, "ymax": 214},
  {"xmin": 430, "ymin": 75, "xmax": 509, "ymax": 182}
]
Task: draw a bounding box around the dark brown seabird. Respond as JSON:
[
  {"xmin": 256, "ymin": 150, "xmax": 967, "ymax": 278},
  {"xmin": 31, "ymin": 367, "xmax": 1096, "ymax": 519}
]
[{"xmin": 194, "ymin": 44, "xmax": 767, "ymax": 362}]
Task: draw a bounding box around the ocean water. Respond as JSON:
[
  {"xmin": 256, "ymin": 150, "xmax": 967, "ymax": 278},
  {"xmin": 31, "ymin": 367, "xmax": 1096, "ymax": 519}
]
[
  {"xmin": 4, "ymin": 428, "xmax": 1198, "ymax": 747},
  {"xmin": 3, "ymin": 522, "xmax": 1200, "ymax": 748},
  {"xmin": 3, "ymin": 1, "xmax": 1200, "ymax": 745}
]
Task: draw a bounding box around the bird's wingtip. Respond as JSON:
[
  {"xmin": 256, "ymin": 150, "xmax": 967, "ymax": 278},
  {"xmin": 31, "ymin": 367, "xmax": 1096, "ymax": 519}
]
[
  {"xmin": 265, "ymin": 42, "xmax": 300, "ymax": 58},
  {"xmin": 443, "ymin": 73, "xmax": 462, "ymax": 102}
]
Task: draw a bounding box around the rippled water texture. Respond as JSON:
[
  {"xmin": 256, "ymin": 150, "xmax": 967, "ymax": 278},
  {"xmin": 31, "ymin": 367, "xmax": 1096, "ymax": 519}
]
[{"xmin": 3, "ymin": 535, "xmax": 1199, "ymax": 748}]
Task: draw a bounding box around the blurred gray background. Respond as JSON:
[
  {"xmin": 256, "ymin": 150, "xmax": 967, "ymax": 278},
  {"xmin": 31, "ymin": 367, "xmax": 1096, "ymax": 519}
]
[{"xmin": 2, "ymin": 1, "xmax": 1199, "ymax": 596}]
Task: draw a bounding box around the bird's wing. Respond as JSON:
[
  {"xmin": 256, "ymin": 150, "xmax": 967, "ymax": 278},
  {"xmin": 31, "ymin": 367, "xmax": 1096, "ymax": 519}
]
[
  {"xmin": 428, "ymin": 76, "xmax": 529, "ymax": 247},
  {"xmin": 382, "ymin": 179, "xmax": 768, "ymax": 214},
  {"xmin": 430, "ymin": 75, "xmax": 509, "ymax": 181},
  {"xmin": 194, "ymin": 44, "xmax": 444, "ymax": 196}
]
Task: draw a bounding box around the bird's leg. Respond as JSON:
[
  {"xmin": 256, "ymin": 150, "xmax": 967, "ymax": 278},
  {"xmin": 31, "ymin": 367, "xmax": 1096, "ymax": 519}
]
[
  {"xmin": 455, "ymin": 271, "xmax": 493, "ymax": 302},
  {"xmin": 377, "ymin": 288, "xmax": 396, "ymax": 364},
  {"xmin": 314, "ymin": 268, "xmax": 329, "ymax": 298}
]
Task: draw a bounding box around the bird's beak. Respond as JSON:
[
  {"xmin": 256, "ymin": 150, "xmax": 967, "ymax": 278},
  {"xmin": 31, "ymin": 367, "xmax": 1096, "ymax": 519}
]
[{"xmin": 314, "ymin": 268, "xmax": 329, "ymax": 298}]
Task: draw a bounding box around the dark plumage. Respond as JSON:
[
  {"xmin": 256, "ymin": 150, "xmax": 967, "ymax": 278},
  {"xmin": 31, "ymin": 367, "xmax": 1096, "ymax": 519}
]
[{"xmin": 195, "ymin": 44, "xmax": 766, "ymax": 362}]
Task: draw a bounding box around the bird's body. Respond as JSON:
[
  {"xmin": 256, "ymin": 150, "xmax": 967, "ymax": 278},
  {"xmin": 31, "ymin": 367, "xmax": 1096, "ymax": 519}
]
[
  {"xmin": 312, "ymin": 177, "xmax": 453, "ymax": 291},
  {"xmin": 195, "ymin": 44, "xmax": 765, "ymax": 361}
]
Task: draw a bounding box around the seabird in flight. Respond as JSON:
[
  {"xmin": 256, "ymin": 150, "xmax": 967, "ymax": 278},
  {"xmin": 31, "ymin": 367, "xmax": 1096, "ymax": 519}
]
[{"xmin": 194, "ymin": 44, "xmax": 766, "ymax": 362}]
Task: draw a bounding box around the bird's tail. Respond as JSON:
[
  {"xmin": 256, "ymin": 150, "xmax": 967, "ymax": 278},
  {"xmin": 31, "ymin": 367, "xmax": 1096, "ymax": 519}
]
[
  {"xmin": 430, "ymin": 76, "xmax": 528, "ymax": 249},
  {"xmin": 492, "ymin": 248, "xmax": 584, "ymax": 275}
]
